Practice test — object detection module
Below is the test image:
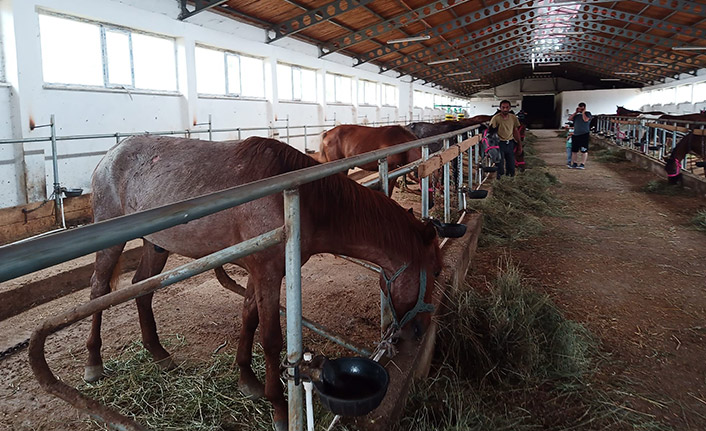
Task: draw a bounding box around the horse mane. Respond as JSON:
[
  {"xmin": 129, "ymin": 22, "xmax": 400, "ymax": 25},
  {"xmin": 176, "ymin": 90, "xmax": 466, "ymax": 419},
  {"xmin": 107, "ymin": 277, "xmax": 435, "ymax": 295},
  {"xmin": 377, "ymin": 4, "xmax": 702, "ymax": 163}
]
[{"xmin": 241, "ymin": 137, "xmax": 438, "ymax": 264}]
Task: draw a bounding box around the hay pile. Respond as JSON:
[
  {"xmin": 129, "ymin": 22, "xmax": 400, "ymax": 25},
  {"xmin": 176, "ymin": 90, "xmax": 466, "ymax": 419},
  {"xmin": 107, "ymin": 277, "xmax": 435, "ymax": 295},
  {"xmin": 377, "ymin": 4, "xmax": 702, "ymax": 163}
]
[
  {"xmin": 394, "ymin": 259, "xmax": 665, "ymax": 431},
  {"xmin": 692, "ymin": 210, "xmax": 706, "ymax": 231},
  {"xmin": 79, "ymin": 337, "xmax": 275, "ymax": 431},
  {"xmin": 468, "ymin": 168, "xmax": 563, "ymax": 247}
]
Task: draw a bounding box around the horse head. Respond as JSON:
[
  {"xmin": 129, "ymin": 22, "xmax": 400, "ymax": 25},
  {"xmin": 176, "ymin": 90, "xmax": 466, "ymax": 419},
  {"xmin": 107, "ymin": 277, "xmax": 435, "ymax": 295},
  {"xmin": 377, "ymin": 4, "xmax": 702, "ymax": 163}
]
[
  {"xmin": 481, "ymin": 128, "xmax": 502, "ymax": 165},
  {"xmin": 664, "ymin": 156, "xmax": 682, "ymax": 184},
  {"xmin": 379, "ymin": 220, "xmax": 441, "ymax": 340}
]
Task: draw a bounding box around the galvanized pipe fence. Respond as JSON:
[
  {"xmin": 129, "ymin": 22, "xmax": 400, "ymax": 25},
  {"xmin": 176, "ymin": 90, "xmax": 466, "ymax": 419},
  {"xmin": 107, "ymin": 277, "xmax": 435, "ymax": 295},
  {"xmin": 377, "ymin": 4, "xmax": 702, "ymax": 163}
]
[
  {"xmin": 0, "ymin": 121, "xmax": 484, "ymax": 431},
  {"xmin": 593, "ymin": 115, "xmax": 706, "ymax": 173}
]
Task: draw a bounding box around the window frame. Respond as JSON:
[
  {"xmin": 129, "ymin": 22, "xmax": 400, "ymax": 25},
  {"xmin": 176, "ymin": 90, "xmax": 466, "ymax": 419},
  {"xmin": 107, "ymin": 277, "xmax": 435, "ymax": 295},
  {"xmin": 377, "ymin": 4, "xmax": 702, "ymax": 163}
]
[
  {"xmin": 277, "ymin": 62, "xmax": 317, "ymax": 103},
  {"xmin": 326, "ymin": 72, "xmax": 354, "ymax": 105},
  {"xmin": 195, "ymin": 44, "xmax": 266, "ymax": 99},
  {"xmin": 38, "ymin": 10, "xmax": 178, "ymax": 93}
]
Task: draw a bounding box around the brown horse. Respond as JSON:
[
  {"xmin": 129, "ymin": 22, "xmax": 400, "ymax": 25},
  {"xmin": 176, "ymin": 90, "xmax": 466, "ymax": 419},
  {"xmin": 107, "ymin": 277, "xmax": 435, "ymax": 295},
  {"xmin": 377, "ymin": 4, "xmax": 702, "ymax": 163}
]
[
  {"xmin": 617, "ymin": 106, "xmax": 706, "ymax": 125},
  {"xmin": 664, "ymin": 131, "xmax": 706, "ymax": 183},
  {"xmin": 316, "ymin": 124, "xmax": 421, "ymax": 195},
  {"xmin": 85, "ymin": 135, "xmax": 442, "ymax": 431}
]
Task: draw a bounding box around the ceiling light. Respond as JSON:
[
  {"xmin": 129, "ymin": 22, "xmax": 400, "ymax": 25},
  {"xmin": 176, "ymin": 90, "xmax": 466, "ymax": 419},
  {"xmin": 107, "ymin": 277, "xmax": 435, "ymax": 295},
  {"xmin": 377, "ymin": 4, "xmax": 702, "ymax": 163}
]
[
  {"xmin": 386, "ymin": 35, "xmax": 431, "ymax": 44},
  {"xmin": 561, "ymin": 31, "xmax": 585, "ymax": 35},
  {"xmin": 427, "ymin": 58, "xmax": 460, "ymax": 65},
  {"xmin": 615, "ymin": 72, "xmax": 638, "ymax": 75},
  {"xmin": 540, "ymin": 63, "xmax": 561, "ymax": 66},
  {"xmin": 600, "ymin": 78, "xmax": 620, "ymax": 81},
  {"xmin": 637, "ymin": 62, "xmax": 668, "ymax": 66},
  {"xmin": 671, "ymin": 46, "xmax": 706, "ymax": 51},
  {"xmin": 533, "ymin": 71, "xmax": 552, "ymax": 75},
  {"xmin": 447, "ymin": 71, "xmax": 473, "ymax": 76},
  {"xmin": 459, "ymin": 78, "xmax": 481, "ymax": 83}
]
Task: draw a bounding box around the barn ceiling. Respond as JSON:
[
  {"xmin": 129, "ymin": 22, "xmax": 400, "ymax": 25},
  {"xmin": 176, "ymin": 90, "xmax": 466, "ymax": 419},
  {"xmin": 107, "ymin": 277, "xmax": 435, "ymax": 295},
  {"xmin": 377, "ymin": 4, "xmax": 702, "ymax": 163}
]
[{"xmin": 179, "ymin": 0, "xmax": 706, "ymax": 97}]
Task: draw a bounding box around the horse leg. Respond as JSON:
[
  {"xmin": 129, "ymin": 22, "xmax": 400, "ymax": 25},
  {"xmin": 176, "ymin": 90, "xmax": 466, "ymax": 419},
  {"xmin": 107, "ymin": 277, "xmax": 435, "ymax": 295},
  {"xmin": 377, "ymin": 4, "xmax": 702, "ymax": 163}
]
[
  {"xmin": 236, "ymin": 277, "xmax": 265, "ymax": 399},
  {"xmin": 133, "ymin": 241, "xmax": 173, "ymax": 369},
  {"xmin": 85, "ymin": 243, "xmax": 125, "ymax": 382},
  {"xmin": 254, "ymin": 274, "xmax": 288, "ymax": 431}
]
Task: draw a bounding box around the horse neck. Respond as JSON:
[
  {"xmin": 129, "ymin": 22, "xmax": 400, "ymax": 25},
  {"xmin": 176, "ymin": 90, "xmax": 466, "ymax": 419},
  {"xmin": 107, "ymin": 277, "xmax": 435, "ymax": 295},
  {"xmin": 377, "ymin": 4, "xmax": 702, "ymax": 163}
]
[
  {"xmin": 304, "ymin": 180, "xmax": 422, "ymax": 271},
  {"xmin": 672, "ymin": 134, "xmax": 696, "ymax": 161}
]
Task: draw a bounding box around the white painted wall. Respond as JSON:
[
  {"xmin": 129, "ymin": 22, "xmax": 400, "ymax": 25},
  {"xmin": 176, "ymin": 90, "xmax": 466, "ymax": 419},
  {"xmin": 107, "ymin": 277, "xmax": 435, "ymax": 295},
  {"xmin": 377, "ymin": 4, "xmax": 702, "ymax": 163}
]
[
  {"xmin": 556, "ymin": 88, "xmax": 643, "ymax": 125},
  {"xmin": 0, "ymin": 0, "xmax": 459, "ymax": 208}
]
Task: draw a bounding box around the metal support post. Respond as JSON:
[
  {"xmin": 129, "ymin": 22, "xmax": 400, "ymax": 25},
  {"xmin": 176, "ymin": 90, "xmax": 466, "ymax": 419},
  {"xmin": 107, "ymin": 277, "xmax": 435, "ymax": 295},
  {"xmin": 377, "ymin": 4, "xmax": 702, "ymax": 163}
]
[
  {"xmin": 208, "ymin": 114, "xmax": 213, "ymax": 141},
  {"xmin": 284, "ymin": 189, "xmax": 303, "ymax": 431},
  {"xmin": 421, "ymin": 145, "xmax": 430, "ymax": 219},
  {"xmin": 303, "ymin": 126, "xmax": 308, "ymax": 153},
  {"xmin": 443, "ymin": 138, "xmax": 450, "ymax": 223},
  {"xmin": 286, "ymin": 116, "xmax": 290, "ymax": 145},
  {"xmin": 378, "ymin": 158, "xmax": 389, "ymax": 196},
  {"xmin": 456, "ymin": 134, "xmax": 463, "ymax": 211},
  {"xmin": 49, "ymin": 115, "xmax": 65, "ymax": 229}
]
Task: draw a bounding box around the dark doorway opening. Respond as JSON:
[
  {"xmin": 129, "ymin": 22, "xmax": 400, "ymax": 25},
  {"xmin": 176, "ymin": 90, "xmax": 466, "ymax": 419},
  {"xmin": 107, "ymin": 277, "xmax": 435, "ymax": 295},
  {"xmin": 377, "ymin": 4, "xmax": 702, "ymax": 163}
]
[{"xmin": 522, "ymin": 95, "xmax": 557, "ymax": 129}]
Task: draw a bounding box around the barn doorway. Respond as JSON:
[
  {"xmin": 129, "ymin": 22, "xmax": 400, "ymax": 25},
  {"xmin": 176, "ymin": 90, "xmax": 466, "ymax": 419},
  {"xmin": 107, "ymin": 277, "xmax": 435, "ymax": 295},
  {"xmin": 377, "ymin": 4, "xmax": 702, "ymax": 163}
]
[{"xmin": 521, "ymin": 95, "xmax": 557, "ymax": 129}]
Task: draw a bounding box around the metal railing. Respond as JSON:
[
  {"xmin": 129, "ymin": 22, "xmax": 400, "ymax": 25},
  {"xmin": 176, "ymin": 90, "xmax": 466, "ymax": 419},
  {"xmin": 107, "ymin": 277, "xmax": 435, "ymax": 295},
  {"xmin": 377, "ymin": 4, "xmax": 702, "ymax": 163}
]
[
  {"xmin": 593, "ymin": 115, "xmax": 706, "ymax": 173},
  {"xmin": 0, "ymin": 122, "xmax": 483, "ymax": 431}
]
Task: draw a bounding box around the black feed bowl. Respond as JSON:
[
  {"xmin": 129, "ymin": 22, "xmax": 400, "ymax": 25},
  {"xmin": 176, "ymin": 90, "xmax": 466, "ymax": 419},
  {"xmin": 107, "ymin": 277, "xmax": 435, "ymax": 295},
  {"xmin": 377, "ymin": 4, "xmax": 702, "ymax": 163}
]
[
  {"xmin": 63, "ymin": 188, "xmax": 83, "ymax": 198},
  {"xmin": 314, "ymin": 357, "xmax": 389, "ymax": 417},
  {"xmin": 430, "ymin": 218, "xmax": 467, "ymax": 238},
  {"xmin": 466, "ymin": 190, "xmax": 488, "ymax": 200},
  {"xmin": 481, "ymin": 166, "xmax": 498, "ymax": 173},
  {"xmin": 696, "ymin": 161, "xmax": 705, "ymax": 168},
  {"xmin": 647, "ymin": 145, "xmax": 662, "ymax": 151}
]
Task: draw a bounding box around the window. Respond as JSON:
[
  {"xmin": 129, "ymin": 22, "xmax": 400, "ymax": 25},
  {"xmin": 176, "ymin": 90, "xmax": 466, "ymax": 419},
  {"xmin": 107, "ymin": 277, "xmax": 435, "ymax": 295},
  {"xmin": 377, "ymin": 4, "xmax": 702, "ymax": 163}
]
[
  {"xmin": 676, "ymin": 85, "xmax": 692, "ymax": 104},
  {"xmin": 325, "ymin": 73, "xmax": 353, "ymax": 104},
  {"xmin": 195, "ymin": 46, "xmax": 265, "ymax": 98},
  {"xmin": 414, "ymin": 91, "xmax": 434, "ymax": 108},
  {"xmin": 277, "ymin": 63, "xmax": 316, "ymax": 102},
  {"xmin": 38, "ymin": 12, "xmax": 177, "ymax": 91},
  {"xmin": 358, "ymin": 80, "xmax": 378, "ymax": 105},
  {"xmin": 694, "ymin": 82, "xmax": 706, "ymax": 103},
  {"xmin": 382, "ymin": 84, "xmax": 397, "ymax": 106}
]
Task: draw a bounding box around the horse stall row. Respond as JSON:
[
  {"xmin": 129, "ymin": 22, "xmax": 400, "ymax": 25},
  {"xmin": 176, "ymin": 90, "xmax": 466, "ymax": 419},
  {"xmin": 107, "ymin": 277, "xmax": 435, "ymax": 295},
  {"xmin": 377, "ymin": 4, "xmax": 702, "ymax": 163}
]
[
  {"xmin": 0, "ymin": 124, "xmax": 490, "ymax": 431},
  {"xmin": 593, "ymin": 114, "xmax": 706, "ymax": 194}
]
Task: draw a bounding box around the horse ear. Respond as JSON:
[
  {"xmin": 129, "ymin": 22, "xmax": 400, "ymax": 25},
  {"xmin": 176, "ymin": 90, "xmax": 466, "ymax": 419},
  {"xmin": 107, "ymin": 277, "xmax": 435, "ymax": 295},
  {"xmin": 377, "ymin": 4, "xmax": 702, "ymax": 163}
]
[
  {"xmin": 407, "ymin": 207, "xmax": 414, "ymax": 215},
  {"xmin": 422, "ymin": 220, "xmax": 438, "ymax": 243}
]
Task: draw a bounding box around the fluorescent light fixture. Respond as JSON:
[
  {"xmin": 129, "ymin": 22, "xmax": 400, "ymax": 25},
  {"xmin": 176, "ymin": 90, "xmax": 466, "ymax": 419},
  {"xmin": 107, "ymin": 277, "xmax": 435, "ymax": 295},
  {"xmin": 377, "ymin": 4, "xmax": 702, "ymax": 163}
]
[
  {"xmin": 671, "ymin": 46, "xmax": 706, "ymax": 51},
  {"xmin": 637, "ymin": 62, "xmax": 668, "ymax": 66},
  {"xmin": 447, "ymin": 71, "xmax": 473, "ymax": 76},
  {"xmin": 427, "ymin": 58, "xmax": 459, "ymax": 65},
  {"xmin": 386, "ymin": 35, "xmax": 431, "ymax": 44},
  {"xmin": 615, "ymin": 72, "xmax": 638, "ymax": 75},
  {"xmin": 600, "ymin": 78, "xmax": 620, "ymax": 81},
  {"xmin": 561, "ymin": 31, "xmax": 585, "ymax": 35},
  {"xmin": 540, "ymin": 63, "xmax": 561, "ymax": 66},
  {"xmin": 458, "ymin": 78, "xmax": 481, "ymax": 82},
  {"xmin": 533, "ymin": 71, "xmax": 552, "ymax": 75}
]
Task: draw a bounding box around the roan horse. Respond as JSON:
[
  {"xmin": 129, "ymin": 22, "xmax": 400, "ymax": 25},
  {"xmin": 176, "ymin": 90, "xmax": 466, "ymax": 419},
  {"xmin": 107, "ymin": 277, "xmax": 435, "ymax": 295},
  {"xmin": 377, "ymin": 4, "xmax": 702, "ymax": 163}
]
[
  {"xmin": 86, "ymin": 135, "xmax": 442, "ymax": 431},
  {"xmin": 664, "ymin": 131, "xmax": 706, "ymax": 183},
  {"xmin": 314, "ymin": 124, "xmax": 421, "ymax": 195}
]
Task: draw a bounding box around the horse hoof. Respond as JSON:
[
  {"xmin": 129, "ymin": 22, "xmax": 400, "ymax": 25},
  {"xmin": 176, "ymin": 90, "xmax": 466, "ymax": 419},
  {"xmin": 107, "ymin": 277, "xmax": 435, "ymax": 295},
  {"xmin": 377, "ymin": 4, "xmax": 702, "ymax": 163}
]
[
  {"xmin": 239, "ymin": 382, "xmax": 266, "ymax": 400},
  {"xmin": 155, "ymin": 356, "xmax": 177, "ymax": 371},
  {"xmin": 274, "ymin": 420, "xmax": 288, "ymax": 431},
  {"xmin": 83, "ymin": 365, "xmax": 104, "ymax": 382}
]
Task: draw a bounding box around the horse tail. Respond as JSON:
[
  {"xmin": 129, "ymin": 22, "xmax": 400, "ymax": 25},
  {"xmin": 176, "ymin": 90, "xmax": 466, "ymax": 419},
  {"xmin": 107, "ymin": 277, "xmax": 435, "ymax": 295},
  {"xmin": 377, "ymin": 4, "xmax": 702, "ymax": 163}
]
[{"xmin": 109, "ymin": 256, "xmax": 122, "ymax": 292}]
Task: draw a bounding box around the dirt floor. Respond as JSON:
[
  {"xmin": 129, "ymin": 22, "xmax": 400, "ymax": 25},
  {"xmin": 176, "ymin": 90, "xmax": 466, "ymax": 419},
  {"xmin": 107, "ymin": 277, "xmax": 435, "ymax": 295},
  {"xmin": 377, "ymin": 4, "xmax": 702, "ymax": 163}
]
[
  {"xmin": 2, "ymin": 130, "xmax": 706, "ymax": 430},
  {"xmin": 466, "ymin": 129, "xmax": 706, "ymax": 429}
]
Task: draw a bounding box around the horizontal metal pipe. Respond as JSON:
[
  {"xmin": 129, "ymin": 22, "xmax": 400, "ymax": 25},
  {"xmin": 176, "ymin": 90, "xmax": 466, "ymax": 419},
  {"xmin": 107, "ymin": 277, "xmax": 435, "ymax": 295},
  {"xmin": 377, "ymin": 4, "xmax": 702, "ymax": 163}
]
[
  {"xmin": 337, "ymin": 255, "xmax": 382, "ymax": 274},
  {"xmin": 28, "ymin": 228, "xmax": 284, "ymax": 431},
  {"xmin": 0, "ymin": 126, "xmax": 479, "ymax": 282}
]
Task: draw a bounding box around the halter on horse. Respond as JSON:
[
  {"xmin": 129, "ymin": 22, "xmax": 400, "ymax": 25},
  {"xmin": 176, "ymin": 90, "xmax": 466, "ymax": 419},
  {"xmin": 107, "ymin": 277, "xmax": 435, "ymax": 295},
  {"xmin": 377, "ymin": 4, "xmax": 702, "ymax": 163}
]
[{"xmin": 664, "ymin": 132, "xmax": 706, "ymax": 184}]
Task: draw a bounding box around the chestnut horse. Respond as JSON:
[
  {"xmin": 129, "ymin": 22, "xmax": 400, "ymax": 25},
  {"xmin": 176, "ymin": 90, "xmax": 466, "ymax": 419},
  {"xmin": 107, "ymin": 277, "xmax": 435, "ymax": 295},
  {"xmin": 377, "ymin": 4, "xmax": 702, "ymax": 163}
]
[
  {"xmin": 315, "ymin": 124, "xmax": 421, "ymax": 195},
  {"xmin": 664, "ymin": 131, "xmax": 706, "ymax": 183},
  {"xmin": 617, "ymin": 106, "xmax": 706, "ymax": 124},
  {"xmin": 86, "ymin": 136, "xmax": 442, "ymax": 431}
]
